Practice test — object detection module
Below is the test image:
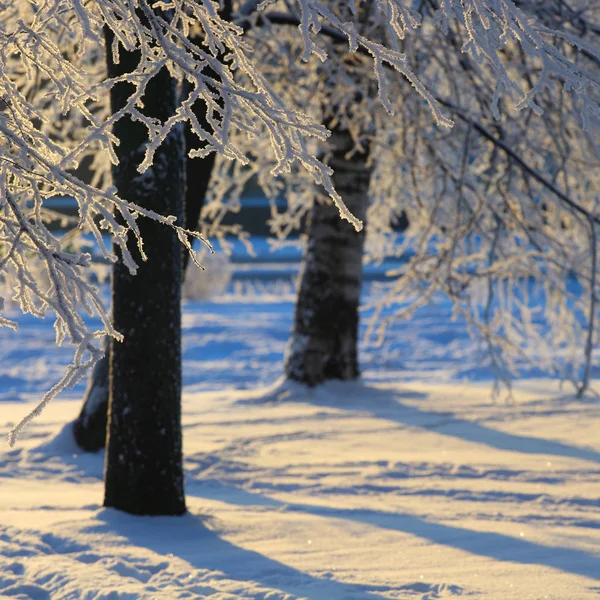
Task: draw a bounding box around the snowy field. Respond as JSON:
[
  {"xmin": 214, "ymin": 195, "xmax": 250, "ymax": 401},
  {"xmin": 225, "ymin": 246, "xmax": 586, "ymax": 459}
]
[{"xmin": 0, "ymin": 247, "xmax": 599, "ymax": 599}]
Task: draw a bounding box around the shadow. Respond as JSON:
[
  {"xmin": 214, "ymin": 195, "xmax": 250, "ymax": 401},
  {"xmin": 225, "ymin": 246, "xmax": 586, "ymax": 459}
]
[
  {"xmin": 10, "ymin": 427, "xmax": 452, "ymax": 598},
  {"xmin": 296, "ymin": 381, "xmax": 600, "ymax": 465},
  {"xmin": 187, "ymin": 479, "xmax": 600, "ymax": 582},
  {"xmin": 90, "ymin": 508, "xmax": 394, "ymax": 599},
  {"xmin": 0, "ymin": 423, "xmax": 105, "ymax": 483},
  {"xmin": 14, "ymin": 383, "xmax": 600, "ymax": 594}
]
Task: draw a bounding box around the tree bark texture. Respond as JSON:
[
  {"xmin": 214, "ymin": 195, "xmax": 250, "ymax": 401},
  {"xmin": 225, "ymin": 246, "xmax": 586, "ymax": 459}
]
[
  {"xmin": 72, "ymin": 146, "xmax": 212, "ymax": 453},
  {"xmin": 73, "ymin": 62, "xmax": 216, "ymax": 455},
  {"xmin": 102, "ymin": 25, "xmax": 186, "ymax": 516},
  {"xmin": 284, "ymin": 129, "xmax": 371, "ymax": 386}
]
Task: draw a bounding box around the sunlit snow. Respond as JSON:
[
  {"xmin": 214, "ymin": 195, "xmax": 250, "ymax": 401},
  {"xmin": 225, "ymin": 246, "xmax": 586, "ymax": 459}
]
[{"xmin": 0, "ymin": 249, "xmax": 598, "ymax": 599}]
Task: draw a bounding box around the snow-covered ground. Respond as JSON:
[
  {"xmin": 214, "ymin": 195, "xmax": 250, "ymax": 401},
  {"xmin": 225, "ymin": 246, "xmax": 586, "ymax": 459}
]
[{"xmin": 0, "ymin": 250, "xmax": 599, "ymax": 599}]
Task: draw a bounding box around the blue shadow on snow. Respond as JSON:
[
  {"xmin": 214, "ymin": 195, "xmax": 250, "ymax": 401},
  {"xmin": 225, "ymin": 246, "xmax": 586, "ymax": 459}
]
[{"xmin": 187, "ymin": 479, "xmax": 600, "ymax": 582}]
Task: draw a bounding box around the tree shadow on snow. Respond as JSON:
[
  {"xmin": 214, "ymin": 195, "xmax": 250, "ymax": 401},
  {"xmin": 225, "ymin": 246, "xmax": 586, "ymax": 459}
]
[
  {"xmin": 91, "ymin": 507, "xmax": 394, "ymax": 600},
  {"xmin": 286, "ymin": 381, "xmax": 600, "ymax": 465},
  {"xmin": 186, "ymin": 479, "xmax": 600, "ymax": 582}
]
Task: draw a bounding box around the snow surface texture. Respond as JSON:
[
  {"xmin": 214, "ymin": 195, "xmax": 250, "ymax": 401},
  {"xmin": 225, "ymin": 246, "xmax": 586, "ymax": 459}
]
[{"xmin": 0, "ymin": 257, "xmax": 599, "ymax": 598}]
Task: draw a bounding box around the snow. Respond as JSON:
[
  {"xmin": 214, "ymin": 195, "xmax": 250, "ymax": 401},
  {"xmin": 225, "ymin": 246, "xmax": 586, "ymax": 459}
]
[{"xmin": 0, "ymin": 256, "xmax": 599, "ymax": 599}]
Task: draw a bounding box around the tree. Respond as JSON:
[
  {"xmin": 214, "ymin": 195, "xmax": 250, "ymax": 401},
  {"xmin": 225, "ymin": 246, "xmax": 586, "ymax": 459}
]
[
  {"xmin": 73, "ymin": 4, "xmax": 231, "ymax": 454},
  {"xmin": 72, "ymin": 97, "xmax": 216, "ymax": 454},
  {"xmin": 72, "ymin": 148, "xmax": 214, "ymax": 454},
  {"xmin": 359, "ymin": 6, "xmax": 600, "ymax": 396},
  {"xmin": 101, "ymin": 18, "xmax": 188, "ymax": 514},
  {"xmin": 284, "ymin": 128, "xmax": 370, "ymax": 385},
  {"xmin": 2, "ymin": 0, "xmax": 599, "ymax": 517},
  {"xmin": 238, "ymin": 2, "xmax": 600, "ymax": 393}
]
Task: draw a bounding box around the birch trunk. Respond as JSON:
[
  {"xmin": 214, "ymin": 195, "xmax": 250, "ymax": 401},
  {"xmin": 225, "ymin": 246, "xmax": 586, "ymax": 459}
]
[{"xmin": 284, "ymin": 129, "xmax": 371, "ymax": 385}]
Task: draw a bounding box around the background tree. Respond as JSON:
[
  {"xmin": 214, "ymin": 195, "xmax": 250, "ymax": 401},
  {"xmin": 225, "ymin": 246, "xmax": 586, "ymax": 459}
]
[
  {"xmin": 73, "ymin": 74, "xmax": 219, "ymax": 454},
  {"xmin": 229, "ymin": 0, "xmax": 600, "ymax": 393},
  {"xmin": 362, "ymin": 1, "xmax": 600, "ymax": 396},
  {"xmin": 284, "ymin": 129, "xmax": 371, "ymax": 385},
  {"xmin": 72, "ymin": 148, "xmax": 214, "ymax": 453}
]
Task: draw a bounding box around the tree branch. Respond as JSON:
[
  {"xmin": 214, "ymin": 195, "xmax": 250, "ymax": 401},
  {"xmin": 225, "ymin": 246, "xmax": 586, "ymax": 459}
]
[
  {"xmin": 439, "ymin": 99, "xmax": 600, "ymax": 227},
  {"xmin": 240, "ymin": 10, "xmax": 600, "ymax": 228}
]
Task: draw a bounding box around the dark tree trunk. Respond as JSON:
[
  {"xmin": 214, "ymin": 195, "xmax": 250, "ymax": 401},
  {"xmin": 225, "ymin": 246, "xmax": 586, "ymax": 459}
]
[
  {"xmin": 284, "ymin": 129, "xmax": 371, "ymax": 386},
  {"xmin": 72, "ymin": 148, "xmax": 213, "ymax": 454},
  {"xmin": 73, "ymin": 66, "xmax": 216, "ymax": 456},
  {"xmin": 73, "ymin": 350, "xmax": 109, "ymax": 452},
  {"xmin": 102, "ymin": 24, "xmax": 186, "ymax": 516},
  {"xmin": 71, "ymin": 0, "xmax": 230, "ymax": 454}
]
